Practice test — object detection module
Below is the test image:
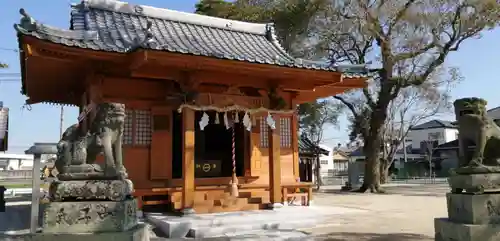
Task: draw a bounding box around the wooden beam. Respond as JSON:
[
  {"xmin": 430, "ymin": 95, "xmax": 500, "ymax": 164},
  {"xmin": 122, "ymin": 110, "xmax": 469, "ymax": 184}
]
[
  {"xmin": 294, "ymin": 84, "xmax": 365, "ymax": 104},
  {"xmin": 23, "ymin": 36, "xmax": 125, "ymax": 62},
  {"xmin": 182, "ymin": 108, "xmax": 196, "ymax": 212},
  {"xmin": 128, "ymin": 50, "xmax": 149, "ymax": 70},
  {"xmin": 130, "ymin": 65, "xmax": 181, "ymax": 80},
  {"xmin": 23, "ymin": 44, "xmax": 38, "ymax": 57},
  {"xmin": 268, "ymin": 116, "xmax": 282, "ymax": 205},
  {"xmin": 146, "ymin": 50, "xmax": 346, "ymax": 82}
]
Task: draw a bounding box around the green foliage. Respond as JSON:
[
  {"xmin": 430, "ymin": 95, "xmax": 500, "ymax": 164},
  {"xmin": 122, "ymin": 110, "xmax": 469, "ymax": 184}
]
[
  {"xmin": 297, "ymin": 100, "xmax": 343, "ymax": 145},
  {"xmin": 0, "ymin": 63, "xmax": 7, "ymax": 68},
  {"xmin": 194, "ymin": 0, "xmax": 327, "ymax": 56}
]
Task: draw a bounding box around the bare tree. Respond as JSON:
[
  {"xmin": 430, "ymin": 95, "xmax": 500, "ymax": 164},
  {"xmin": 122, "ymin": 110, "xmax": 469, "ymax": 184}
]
[
  {"xmin": 195, "ymin": 0, "xmax": 500, "ymax": 193},
  {"xmin": 379, "ymin": 70, "xmax": 460, "ymax": 183},
  {"xmin": 322, "ymin": 0, "xmax": 499, "ymax": 192}
]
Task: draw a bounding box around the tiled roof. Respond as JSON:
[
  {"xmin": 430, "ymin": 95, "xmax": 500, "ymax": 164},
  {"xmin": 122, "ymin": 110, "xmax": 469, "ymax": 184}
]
[
  {"xmin": 14, "ymin": 0, "xmax": 370, "ymax": 76},
  {"xmin": 298, "ymin": 136, "xmax": 328, "ymax": 156},
  {"xmin": 410, "ymin": 120, "xmax": 456, "ymax": 130}
]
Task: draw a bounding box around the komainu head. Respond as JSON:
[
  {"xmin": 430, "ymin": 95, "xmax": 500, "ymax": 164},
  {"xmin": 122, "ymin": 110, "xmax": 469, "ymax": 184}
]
[
  {"xmin": 453, "ymin": 97, "xmax": 488, "ymax": 120},
  {"xmin": 92, "ymin": 102, "xmax": 126, "ymax": 129}
]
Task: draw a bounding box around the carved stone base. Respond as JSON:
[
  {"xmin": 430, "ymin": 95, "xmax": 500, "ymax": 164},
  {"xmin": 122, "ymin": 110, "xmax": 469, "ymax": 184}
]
[
  {"xmin": 1, "ymin": 223, "xmax": 148, "ymax": 241},
  {"xmin": 447, "ymin": 193, "xmax": 500, "ymax": 224},
  {"xmin": 57, "ymin": 164, "xmax": 127, "ymax": 181},
  {"xmin": 435, "ymin": 218, "xmax": 500, "ymax": 241},
  {"xmin": 42, "ymin": 199, "xmax": 138, "ymax": 233},
  {"xmin": 49, "ymin": 179, "xmax": 133, "ymax": 201},
  {"xmin": 453, "ymin": 165, "xmax": 500, "ymax": 175},
  {"xmin": 448, "ymin": 173, "xmax": 500, "ymax": 193}
]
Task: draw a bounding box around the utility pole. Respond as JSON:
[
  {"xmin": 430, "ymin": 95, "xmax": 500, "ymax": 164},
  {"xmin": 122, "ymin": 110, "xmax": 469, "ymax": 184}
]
[
  {"xmin": 402, "ymin": 136, "xmax": 408, "ymax": 178},
  {"xmin": 59, "ymin": 106, "xmax": 64, "ymax": 138}
]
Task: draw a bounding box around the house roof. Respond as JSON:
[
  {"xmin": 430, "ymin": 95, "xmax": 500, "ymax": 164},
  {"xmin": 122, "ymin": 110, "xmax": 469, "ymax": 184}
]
[
  {"xmin": 349, "ymin": 144, "xmax": 422, "ymax": 158},
  {"xmin": 435, "ymin": 139, "xmax": 476, "ymax": 151},
  {"xmin": 298, "ymin": 137, "xmax": 329, "ymax": 156},
  {"xmin": 488, "ymin": 106, "xmax": 500, "ymax": 120},
  {"xmin": 410, "ymin": 120, "xmax": 456, "ymax": 130},
  {"xmin": 349, "ymin": 146, "xmax": 364, "ymax": 157},
  {"xmin": 14, "ymin": 0, "xmax": 370, "ymax": 76}
]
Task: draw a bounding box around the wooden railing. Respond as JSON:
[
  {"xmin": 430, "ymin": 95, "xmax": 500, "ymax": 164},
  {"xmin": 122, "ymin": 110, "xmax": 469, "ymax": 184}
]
[{"xmin": 282, "ymin": 182, "xmax": 313, "ymax": 206}]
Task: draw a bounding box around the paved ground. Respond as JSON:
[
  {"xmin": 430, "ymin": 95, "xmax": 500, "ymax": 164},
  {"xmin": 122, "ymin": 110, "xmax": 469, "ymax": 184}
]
[{"xmin": 0, "ymin": 183, "xmax": 449, "ymax": 240}]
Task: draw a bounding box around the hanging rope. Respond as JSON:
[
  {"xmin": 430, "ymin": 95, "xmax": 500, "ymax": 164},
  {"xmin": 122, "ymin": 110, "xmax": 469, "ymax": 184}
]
[
  {"xmin": 232, "ymin": 123, "xmax": 236, "ymax": 180},
  {"xmin": 177, "ymin": 104, "xmax": 295, "ymax": 115}
]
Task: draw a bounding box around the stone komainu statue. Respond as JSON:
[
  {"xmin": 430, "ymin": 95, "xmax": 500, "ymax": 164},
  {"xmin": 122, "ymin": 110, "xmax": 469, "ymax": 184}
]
[
  {"xmin": 454, "ymin": 97, "xmax": 500, "ymax": 169},
  {"xmin": 55, "ymin": 102, "xmax": 127, "ymax": 180}
]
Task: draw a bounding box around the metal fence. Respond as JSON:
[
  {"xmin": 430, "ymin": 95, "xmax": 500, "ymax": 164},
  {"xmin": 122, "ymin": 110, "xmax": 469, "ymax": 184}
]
[
  {"xmin": 321, "ymin": 175, "xmax": 448, "ymax": 186},
  {"xmin": 0, "ymin": 170, "xmax": 32, "ymax": 180}
]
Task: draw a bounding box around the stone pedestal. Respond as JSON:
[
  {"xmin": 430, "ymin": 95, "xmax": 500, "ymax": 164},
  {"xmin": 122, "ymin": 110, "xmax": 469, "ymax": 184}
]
[
  {"xmin": 9, "ymin": 179, "xmax": 148, "ymax": 241},
  {"xmin": 434, "ymin": 173, "xmax": 500, "ymax": 241}
]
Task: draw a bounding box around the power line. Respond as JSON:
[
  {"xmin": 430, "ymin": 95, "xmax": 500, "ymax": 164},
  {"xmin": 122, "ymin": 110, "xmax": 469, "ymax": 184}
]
[
  {"xmin": 0, "ymin": 47, "xmax": 18, "ymax": 53},
  {"xmin": 0, "ymin": 80, "xmax": 21, "ymax": 83},
  {"xmin": 0, "ymin": 73, "xmax": 21, "ymax": 76}
]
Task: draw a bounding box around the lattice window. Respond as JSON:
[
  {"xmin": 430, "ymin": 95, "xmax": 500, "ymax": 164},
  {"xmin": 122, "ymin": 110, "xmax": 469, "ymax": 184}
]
[
  {"xmin": 259, "ymin": 116, "xmax": 292, "ymax": 148},
  {"xmin": 135, "ymin": 110, "xmax": 152, "ymax": 145},
  {"xmin": 280, "ymin": 117, "xmax": 292, "ymax": 148},
  {"xmin": 259, "ymin": 117, "xmax": 269, "ymax": 148},
  {"xmin": 122, "ymin": 109, "xmax": 152, "ymax": 145},
  {"xmin": 123, "ymin": 109, "xmax": 134, "ymax": 145}
]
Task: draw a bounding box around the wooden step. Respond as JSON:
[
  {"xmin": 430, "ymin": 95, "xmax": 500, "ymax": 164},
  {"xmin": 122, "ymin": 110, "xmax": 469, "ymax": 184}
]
[
  {"xmin": 170, "ymin": 192, "xmax": 182, "ymax": 202},
  {"xmin": 247, "ymin": 196, "xmax": 269, "ymax": 204},
  {"xmin": 240, "ymin": 203, "xmax": 261, "ymax": 211}
]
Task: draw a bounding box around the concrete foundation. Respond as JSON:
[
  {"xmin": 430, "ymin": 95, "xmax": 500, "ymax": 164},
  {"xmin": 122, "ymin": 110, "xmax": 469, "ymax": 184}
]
[
  {"xmin": 147, "ymin": 205, "xmax": 365, "ymax": 238},
  {"xmin": 0, "ymin": 223, "xmax": 149, "ymax": 241}
]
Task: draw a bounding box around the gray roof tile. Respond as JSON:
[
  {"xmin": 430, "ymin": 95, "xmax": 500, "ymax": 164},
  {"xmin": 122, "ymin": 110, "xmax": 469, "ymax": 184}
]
[{"xmin": 14, "ymin": 0, "xmax": 370, "ymax": 76}]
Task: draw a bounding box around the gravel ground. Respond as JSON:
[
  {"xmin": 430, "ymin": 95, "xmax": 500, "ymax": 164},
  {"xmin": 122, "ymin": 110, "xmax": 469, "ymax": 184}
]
[{"xmin": 299, "ymin": 184, "xmax": 449, "ymax": 241}]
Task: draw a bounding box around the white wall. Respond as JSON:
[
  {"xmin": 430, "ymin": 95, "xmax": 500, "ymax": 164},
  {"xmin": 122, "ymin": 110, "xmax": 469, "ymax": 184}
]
[
  {"xmin": 0, "ymin": 153, "xmax": 34, "ymax": 170},
  {"xmin": 409, "ymin": 127, "xmax": 458, "ymax": 149},
  {"xmin": 318, "ymin": 144, "xmax": 333, "ymax": 172}
]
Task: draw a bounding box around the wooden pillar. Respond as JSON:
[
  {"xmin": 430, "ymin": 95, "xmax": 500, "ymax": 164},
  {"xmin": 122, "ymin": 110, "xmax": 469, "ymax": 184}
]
[
  {"xmin": 291, "ymin": 113, "xmax": 299, "ymax": 181},
  {"xmin": 268, "ymin": 116, "xmax": 282, "ymax": 206},
  {"xmin": 182, "ymin": 108, "xmax": 195, "ymax": 213}
]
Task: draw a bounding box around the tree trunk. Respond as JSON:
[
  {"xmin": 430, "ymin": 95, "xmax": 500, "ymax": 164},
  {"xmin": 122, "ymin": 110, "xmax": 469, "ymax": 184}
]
[
  {"xmin": 355, "ymin": 101, "xmax": 389, "ymax": 193},
  {"xmin": 380, "ymin": 162, "xmax": 389, "ymax": 184},
  {"xmin": 355, "ymin": 139, "xmax": 383, "ymax": 193},
  {"xmin": 314, "ymin": 155, "xmax": 322, "ymax": 190}
]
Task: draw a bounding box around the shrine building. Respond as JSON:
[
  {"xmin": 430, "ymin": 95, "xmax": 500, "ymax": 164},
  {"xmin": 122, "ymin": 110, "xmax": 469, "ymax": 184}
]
[{"xmin": 15, "ymin": 0, "xmax": 369, "ymax": 213}]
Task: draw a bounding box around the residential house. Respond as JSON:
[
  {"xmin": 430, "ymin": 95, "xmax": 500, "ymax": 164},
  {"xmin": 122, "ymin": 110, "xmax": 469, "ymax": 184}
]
[
  {"xmin": 347, "ymin": 119, "xmax": 459, "ymax": 181},
  {"xmin": 407, "ymin": 120, "xmax": 458, "ymax": 152},
  {"xmin": 331, "ymin": 149, "xmax": 350, "ymax": 175}
]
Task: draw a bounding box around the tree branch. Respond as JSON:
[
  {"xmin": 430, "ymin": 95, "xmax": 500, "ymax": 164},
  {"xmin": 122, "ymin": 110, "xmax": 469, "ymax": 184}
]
[
  {"xmin": 386, "ymin": 0, "xmax": 418, "ymax": 37},
  {"xmin": 333, "ymin": 95, "xmax": 358, "ymax": 118}
]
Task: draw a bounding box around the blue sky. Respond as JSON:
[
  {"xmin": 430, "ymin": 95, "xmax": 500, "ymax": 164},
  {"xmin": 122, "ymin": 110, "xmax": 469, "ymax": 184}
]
[{"xmin": 0, "ymin": 0, "xmax": 499, "ymax": 153}]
